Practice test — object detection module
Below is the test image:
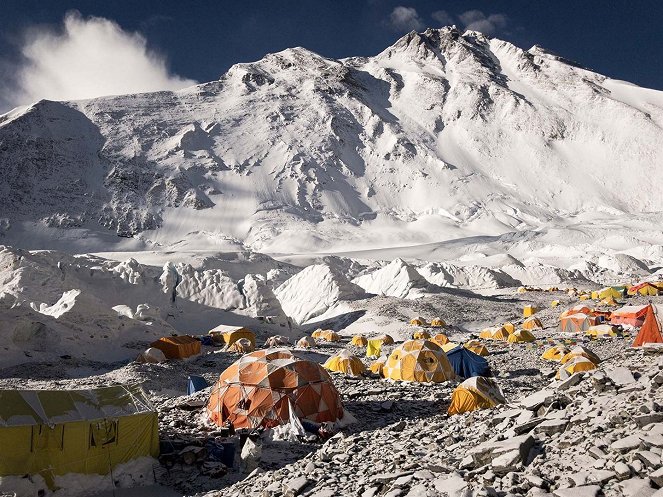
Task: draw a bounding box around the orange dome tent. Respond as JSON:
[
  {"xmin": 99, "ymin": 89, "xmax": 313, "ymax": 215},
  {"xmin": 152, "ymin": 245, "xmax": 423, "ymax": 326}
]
[
  {"xmin": 558, "ymin": 313, "xmax": 598, "ymax": 333},
  {"xmin": 610, "ymin": 305, "xmax": 649, "ymax": 327},
  {"xmin": 207, "ymin": 349, "xmax": 344, "ymax": 429}
]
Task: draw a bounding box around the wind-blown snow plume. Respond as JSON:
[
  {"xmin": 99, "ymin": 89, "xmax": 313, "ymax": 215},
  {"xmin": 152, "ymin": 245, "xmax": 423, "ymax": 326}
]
[{"xmin": 2, "ymin": 11, "xmax": 196, "ymax": 111}]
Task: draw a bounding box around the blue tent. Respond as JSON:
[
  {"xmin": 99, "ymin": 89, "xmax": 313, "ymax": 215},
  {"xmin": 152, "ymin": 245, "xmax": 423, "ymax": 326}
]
[
  {"xmin": 446, "ymin": 346, "xmax": 490, "ymax": 379},
  {"xmin": 187, "ymin": 375, "xmax": 209, "ymax": 395}
]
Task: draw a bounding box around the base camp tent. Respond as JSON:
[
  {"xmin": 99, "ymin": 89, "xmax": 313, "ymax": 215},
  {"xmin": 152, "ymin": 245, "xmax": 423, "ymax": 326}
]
[
  {"xmin": 598, "ymin": 286, "xmax": 625, "ymax": 300},
  {"xmin": 207, "ymin": 349, "xmax": 344, "ymax": 429},
  {"xmin": 541, "ymin": 345, "xmax": 570, "ymax": 362},
  {"xmin": 351, "ymin": 335, "xmax": 368, "ymax": 347},
  {"xmin": 502, "ymin": 322, "xmax": 516, "ymax": 334},
  {"xmin": 560, "ymin": 305, "xmax": 592, "ymax": 318},
  {"xmin": 628, "ymin": 283, "xmax": 659, "ymax": 296},
  {"xmin": 507, "ymin": 329, "xmax": 536, "ymax": 343},
  {"xmin": 312, "ymin": 329, "xmax": 341, "ymax": 342},
  {"xmin": 586, "ymin": 324, "xmax": 620, "ymax": 339},
  {"xmin": 432, "ymin": 333, "xmax": 450, "ymax": 346},
  {"xmin": 0, "ymin": 385, "xmax": 158, "ymax": 488},
  {"xmin": 296, "ymin": 336, "xmax": 315, "ymax": 348},
  {"xmin": 208, "ymin": 325, "xmax": 256, "ymax": 348},
  {"xmin": 383, "ymin": 340, "xmax": 455, "ymax": 383},
  {"xmin": 150, "ymin": 335, "xmax": 201, "ymax": 359},
  {"xmin": 448, "ymin": 377, "xmax": 506, "ymax": 415},
  {"xmin": 430, "ymin": 318, "xmax": 446, "ymax": 327},
  {"xmin": 187, "ymin": 375, "xmax": 209, "ymax": 395},
  {"xmin": 522, "ymin": 317, "xmax": 544, "ymax": 331},
  {"xmin": 135, "ymin": 347, "xmax": 166, "ymax": 364},
  {"xmin": 323, "ymin": 350, "xmax": 366, "ymax": 376},
  {"xmin": 556, "ymin": 357, "xmax": 597, "ymax": 379},
  {"xmin": 265, "ymin": 335, "xmax": 291, "ymax": 347},
  {"xmin": 445, "ymin": 345, "xmax": 490, "ymax": 378},
  {"xmin": 410, "ymin": 317, "xmax": 426, "ymax": 326},
  {"xmin": 413, "ymin": 330, "xmax": 431, "ymax": 340},
  {"xmin": 369, "ymin": 357, "xmax": 386, "ymax": 376},
  {"xmin": 560, "ymin": 346, "xmax": 601, "ymax": 365},
  {"xmin": 523, "ymin": 305, "xmax": 537, "ymax": 317},
  {"xmin": 558, "ymin": 313, "xmax": 598, "ymax": 333},
  {"xmin": 633, "ymin": 304, "xmax": 663, "ymax": 347},
  {"xmin": 611, "ymin": 305, "xmax": 649, "ymax": 327},
  {"xmin": 228, "ymin": 338, "xmax": 255, "ymax": 353},
  {"xmin": 464, "ymin": 340, "xmax": 489, "ymax": 356}
]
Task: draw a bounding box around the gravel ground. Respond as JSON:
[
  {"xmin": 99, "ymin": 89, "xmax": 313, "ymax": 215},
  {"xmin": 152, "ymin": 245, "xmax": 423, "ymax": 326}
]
[{"xmin": 0, "ymin": 290, "xmax": 660, "ymax": 497}]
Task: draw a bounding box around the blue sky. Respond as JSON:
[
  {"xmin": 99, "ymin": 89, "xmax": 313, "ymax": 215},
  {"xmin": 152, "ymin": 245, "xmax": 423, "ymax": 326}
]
[{"xmin": 1, "ymin": 1, "xmax": 662, "ymax": 110}]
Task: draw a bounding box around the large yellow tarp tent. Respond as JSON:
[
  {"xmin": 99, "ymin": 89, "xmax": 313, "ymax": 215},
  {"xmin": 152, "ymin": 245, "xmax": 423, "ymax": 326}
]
[
  {"xmin": 323, "ymin": 350, "xmax": 366, "ymax": 377},
  {"xmin": 448, "ymin": 377, "xmax": 506, "ymax": 415},
  {"xmin": 0, "ymin": 385, "xmax": 158, "ymax": 489},
  {"xmin": 383, "ymin": 340, "xmax": 454, "ymax": 383},
  {"xmin": 150, "ymin": 335, "xmax": 201, "ymax": 359},
  {"xmin": 208, "ymin": 325, "xmax": 256, "ymax": 348}
]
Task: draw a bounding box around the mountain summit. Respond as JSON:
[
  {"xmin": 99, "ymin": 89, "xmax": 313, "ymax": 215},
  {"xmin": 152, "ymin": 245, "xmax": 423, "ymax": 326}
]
[{"xmin": 1, "ymin": 27, "xmax": 662, "ymax": 253}]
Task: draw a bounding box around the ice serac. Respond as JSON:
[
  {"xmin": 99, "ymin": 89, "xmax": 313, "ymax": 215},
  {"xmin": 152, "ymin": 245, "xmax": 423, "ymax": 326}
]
[
  {"xmin": 1, "ymin": 27, "xmax": 663, "ymax": 254},
  {"xmin": 274, "ymin": 264, "xmax": 365, "ymax": 324},
  {"xmin": 352, "ymin": 258, "xmax": 436, "ymax": 299}
]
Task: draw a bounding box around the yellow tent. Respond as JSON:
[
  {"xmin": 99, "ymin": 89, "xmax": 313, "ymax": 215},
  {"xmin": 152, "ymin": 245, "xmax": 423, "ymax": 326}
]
[
  {"xmin": 479, "ymin": 327, "xmax": 497, "ymax": 339},
  {"xmin": 413, "ymin": 330, "xmax": 431, "ymax": 340},
  {"xmin": 579, "ymin": 294, "xmax": 591, "ymax": 301},
  {"xmin": 522, "ymin": 317, "xmax": 544, "ymax": 330},
  {"xmin": 491, "ymin": 327, "xmax": 511, "ymax": 341},
  {"xmin": 591, "ymin": 291, "xmax": 600, "ymax": 300},
  {"xmin": 586, "ymin": 324, "xmax": 620, "ymax": 339},
  {"xmin": 296, "ymin": 336, "xmax": 315, "ymax": 348},
  {"xmin": 448, "ymin": 377, "xmax": 506, "ymax": 415},
  {"xmin": 600, "ymin": 296, "xmax": 619, "ymax": 307},
  {"xmin": 523, "ymin": 305, "xmax": 537, "ymax": 317},
  {"xmin": 351, "ymin": 335, "xmax": 368, "ymax": 347},
  {"xmin": 410, "ymin": 317, "xmax": 427, "ymax": 326},
  {"xmin": 369, "ymin": 358, "xmax": 386, "ymax": 376},
  {"xmin": 431, "ymin": 333, "xmax": 449, "ymax": 346},
  {"xmin": 323, "ymin": 350, "xmax": 366, "ymax": 377},
  {"xmin": 556, "ymin": 357, "xmax": 597, "ymax": 379},
  {"xmin": 541, "ymin": 345, "xmax": 570, "ymax": 362},
  {"xmin": 560, "ymin": 346, "xmax": 601, "ymax": 365},
  {"xmin": 464, "ymin": 340, "xmax": 489, "ymax": 356},
  {"xmin": 507, "ymin": 329, "xmax": 536, "ymax": 343},
  {"xmin": 383, "ymin": 340, "xmax": 455, "ymax": 383},
  {"xmin": 430, "ymin": 318, "xmax": 446, "ymax": 327},
  {"xmin": 628, "ymin": 283, "xmax": 660, "ymax": 296},
  {"xmin": 517, "ymin": 287, "xmax": 527, "ymax": 294},
  {"xmin": 228, "ymin": 338, "xmax": 255, "ymax": 353},
  {"xmin": 208, "ymin": 325, "xmax": 256, "ymax": 348},
  {"xmin": 0, "ymin": 385, "xmax": 158, "ymax": 489},
  {"xmin": 312, "ymin": 329, "xmax": 341, "ymax": 342},
  {"xmin": 441, "ymin": 342, "xmax": 460, "ymax": 352},
  {"xmin": 551, "ymin": 300, "xmax": 560, "ymax": 307},
  {"xmin": 366, "ymin": 336, "xmax": 393, "ymax": 358},
  {"xmin": 502, "ymin": 322, "xmax": 516, "ymax": 334}
]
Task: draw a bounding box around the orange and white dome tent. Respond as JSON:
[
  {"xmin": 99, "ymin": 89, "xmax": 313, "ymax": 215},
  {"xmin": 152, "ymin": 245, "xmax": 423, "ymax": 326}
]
[
  {"xmin": 383, "ymin": 340, "xmax": 455, "ymax": 383},
  {"xmin": 206, "ymin": 349, "xmax": 344, "ymax": 429}
]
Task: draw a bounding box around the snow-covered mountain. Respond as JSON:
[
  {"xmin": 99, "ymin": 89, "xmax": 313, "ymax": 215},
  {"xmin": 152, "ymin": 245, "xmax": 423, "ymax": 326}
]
[{"xmin": 1, "ymin": 26, "xmax": 662, "ymax": 254}]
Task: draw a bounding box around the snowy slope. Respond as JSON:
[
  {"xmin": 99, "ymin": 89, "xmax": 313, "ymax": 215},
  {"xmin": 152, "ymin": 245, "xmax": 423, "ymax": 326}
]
[{"xmin": 1, "ymin": 27, "xmax": 662, "ymax": 256}]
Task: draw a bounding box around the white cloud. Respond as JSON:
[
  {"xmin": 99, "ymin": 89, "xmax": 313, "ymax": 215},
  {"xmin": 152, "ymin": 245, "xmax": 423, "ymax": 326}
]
[
  {"xmin": 431, "ymin": 10, "xmax": 454, "ymax": 26},
  {"xmin": 458, "ymin": 10, "xmax": 508, "ymax": 36},
  {"xmin": 2, "ymin": 11, "xmax": 196, "ymax": 111},
  {"xmin": 389, "ymin": 6, "xmax": 425, "ymax": 32}
]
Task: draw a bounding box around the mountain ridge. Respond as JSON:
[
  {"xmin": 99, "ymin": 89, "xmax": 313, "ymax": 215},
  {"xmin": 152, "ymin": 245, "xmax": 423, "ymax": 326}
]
[{"xmin": 1, "ymin": 26, "xmax": 662, "ymax": 254}]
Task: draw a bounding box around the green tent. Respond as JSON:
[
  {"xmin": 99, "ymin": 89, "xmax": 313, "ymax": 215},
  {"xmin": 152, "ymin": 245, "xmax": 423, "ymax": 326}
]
[{"xmin": 0, "ymin": 384, "xmax": 159, "ymax": 488}]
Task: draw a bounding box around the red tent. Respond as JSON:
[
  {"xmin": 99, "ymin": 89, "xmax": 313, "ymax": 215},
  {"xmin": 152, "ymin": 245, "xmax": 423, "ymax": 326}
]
[{"xmin": 632, "ymin": 305, "xmax": 663, "ymax": 347}]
